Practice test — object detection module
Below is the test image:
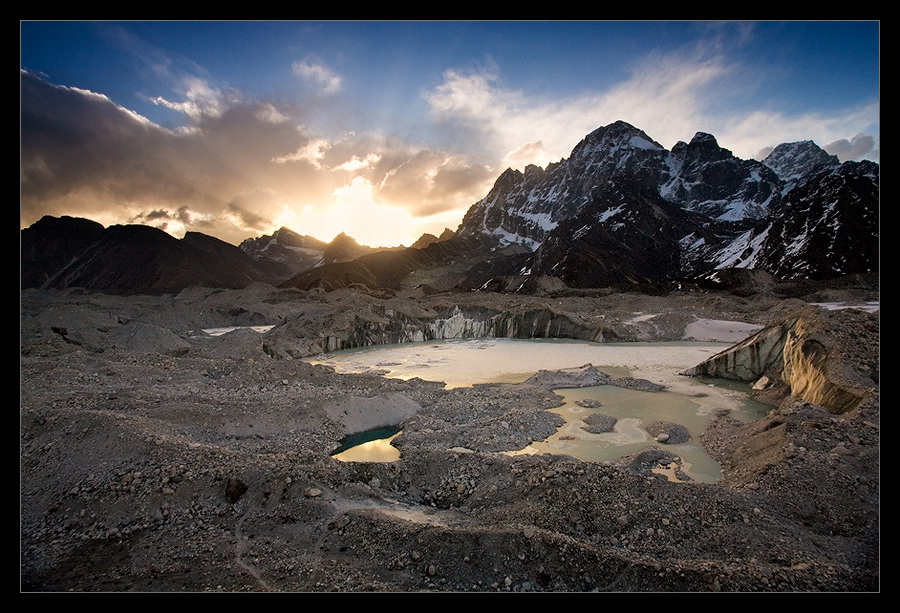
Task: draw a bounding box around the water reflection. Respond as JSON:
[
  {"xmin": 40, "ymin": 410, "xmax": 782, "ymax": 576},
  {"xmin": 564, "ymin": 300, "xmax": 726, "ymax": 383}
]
[{"xmin": 332, "ymin": 427, "xmax": 402, "ymax": 463}]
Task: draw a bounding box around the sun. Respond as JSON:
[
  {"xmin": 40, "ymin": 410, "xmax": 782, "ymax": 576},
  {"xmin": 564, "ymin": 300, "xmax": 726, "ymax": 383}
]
[{"xmin": 276, "ymin": 177, "xmax": 441, "ymax": 247}]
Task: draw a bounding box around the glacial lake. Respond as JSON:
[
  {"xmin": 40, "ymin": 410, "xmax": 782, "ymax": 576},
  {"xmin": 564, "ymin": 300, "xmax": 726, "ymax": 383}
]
[{"xmin": 308, "ymin": 338, "xmax": 773, "ymax": 482}]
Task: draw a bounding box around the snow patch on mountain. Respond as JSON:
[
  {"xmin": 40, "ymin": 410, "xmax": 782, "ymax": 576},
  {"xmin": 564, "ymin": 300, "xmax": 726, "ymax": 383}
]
[
  {"xmin": 714, "ymin": 226, "xmax": 771, "ymax": 270},
  {"xmin": 598, "ymin": 205, "xmax": 626, "ymax": 223},
  {"xmin": 517, "ymin": 210, "xmax": 558, "ymax": 232}
]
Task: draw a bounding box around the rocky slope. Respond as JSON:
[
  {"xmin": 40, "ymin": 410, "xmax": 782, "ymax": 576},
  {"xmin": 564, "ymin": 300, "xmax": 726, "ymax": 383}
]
[
  {"xmin": 20, "ymin": 275, "xmax": 879, "ymax": 592},
  {"xmin": 451, "ymin": 122, "xmax": 877, "ymax": 290},
  {"xmin": 20, "ymin": 216, "xmax": 276, "ymax": 293}
]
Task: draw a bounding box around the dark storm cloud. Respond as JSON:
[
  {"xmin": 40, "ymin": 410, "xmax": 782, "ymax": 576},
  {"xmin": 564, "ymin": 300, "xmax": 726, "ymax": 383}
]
[
  {"xmin": 143, "ymin": 209, "xmax": 175, "ymax": 222},
  {"xmin": 20, "ymin": 69, "xmax": 335, "ymax": 238},
  {"xmin": 224, "ymin": 192, "xmax": 283, "ymax": 234},
  {"xmin": 20, "ymin": 68, "xmax": 492, "ymax": 245},
  {"xmin": 21, "ymin": 70, "xmax": 227, "ymax": 220}
]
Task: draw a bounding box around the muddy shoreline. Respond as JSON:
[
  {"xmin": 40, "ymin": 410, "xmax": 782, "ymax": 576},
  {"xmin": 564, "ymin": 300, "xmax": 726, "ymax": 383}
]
[{"xmin": 20, "ymin": 280, "xmax": 880, "ymax": 592}]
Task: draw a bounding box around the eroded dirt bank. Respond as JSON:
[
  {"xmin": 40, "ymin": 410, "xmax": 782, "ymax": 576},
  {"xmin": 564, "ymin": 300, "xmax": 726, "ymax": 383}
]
[{"xmin": 20, "ymin": 279, "xmax": 880, "ymax": 592}]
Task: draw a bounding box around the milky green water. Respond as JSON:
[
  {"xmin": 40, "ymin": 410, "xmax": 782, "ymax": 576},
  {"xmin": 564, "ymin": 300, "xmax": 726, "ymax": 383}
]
[
  {"xmin": 309, "ymin": 338, "xmax": 772, "ymax": 482},
  {"xmin": 517, "ymin": 384, "xmax": 729, "ymax": 481}
]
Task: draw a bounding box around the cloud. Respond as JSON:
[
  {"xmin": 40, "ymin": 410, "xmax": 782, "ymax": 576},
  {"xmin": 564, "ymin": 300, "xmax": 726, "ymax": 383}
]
[
  {"xmin": 21, "ymin": 69, "xmax": 320, "ymax": 243},
  {"xmin": 19, "ymin": 68, "xmax": 490, "ymax": 246},
  {"xmin": 423, "ymin": 68, "xmax": 556, "ymax": 160},
  {"xmin": 724, "ymin": 104, "xmax": 880, "ymax": 163},
  {"xmin": 502, "ymin": 141, "xmax": 556, "ymax": 170},
  {"xmin": 150, "ymin": 75, "xmax": 228, "ymax": 120},
  {"xmin": 334, "ymin": 153, "xmax": 382, "ymax": 172},
  {"xmin": 420, "ymin": 53, "xmax": 737, "ymax": 170},
  {"xmin": 421, "ymin": 44, "xmax": 879, "ymax": 169},
  {"xmin": 292, "ymin": 58, "xmax": 342, "ymax": 94},
  {"xmin": 824, "ymin": 133, "xmax": 878, "ymax": 162},
  {"xmin": 273, "ymin": 177, "xmax": 427, "ymax": 247},
  {"xmin": 21, "ymin": 71, "xmax": 178, "ymax": 208},
  {"xmin": 374, "ymin": 149, "xmax": 496, "ymax": 218},
  {"xmin": 272, "ymin": 138, "xmax": 330, "ymax": 167},
  {"xmin": 129, "ymin": 205, "xmax": 215, "ymax": 238}
]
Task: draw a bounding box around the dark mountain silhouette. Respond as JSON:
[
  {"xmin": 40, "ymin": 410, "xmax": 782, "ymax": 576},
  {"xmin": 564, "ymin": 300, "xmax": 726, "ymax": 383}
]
[
  {"xmin": 21, "ymin": 218, "xmax": 272, "ymax": 294},
  {"xmin": 20, "ymin": 215, "xmax": 105, "ymax": 290}
]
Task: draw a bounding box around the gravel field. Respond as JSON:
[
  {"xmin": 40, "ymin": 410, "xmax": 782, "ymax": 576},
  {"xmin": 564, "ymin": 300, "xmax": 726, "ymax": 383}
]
[{"xmin": 20, "ymin": 279, "xmax": 880, "ymax": 592}]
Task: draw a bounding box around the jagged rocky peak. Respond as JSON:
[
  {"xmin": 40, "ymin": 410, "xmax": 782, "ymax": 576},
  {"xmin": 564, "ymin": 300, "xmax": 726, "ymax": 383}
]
[
  {"xmin": 570, "ymin": 120, "xmax": 665, "ymax": 160},
  {"xmin": 663, "ymin": 130, "xmax": 782, "ymax": 222},
  {"xmin": 762, "ymin": 140, "xmax": 840, "ymax": 188},
  {"xmin": 690, "ymin": 131, "xmax": 717, "ymax": 144},
  {"xmin": 411, "ymin": 227, "xmax": 457, "ymax": 249},
  {"xmin": 323, "ymin": 231, "xmax": 383, "ymax": 264},
  {"xmin": 670, "ymin": 131, "xmax": 733, "ymax": 162},
  {"xmin": 411, "ymin": 233, "xmax": 439, "ymax": 249},
  {"xmin": 329, "ymin": 231, "xmax": 358, "ymax": 246},
  {"xmin": 496, "ymin": 166, "xmax": 527, "ymax": 186},
  {"xmin": 523, "ymin": 163, "xmax": 545, "ymax": 180},
  {"xmin": 449, "ymin": 119, "xmax": 877, "ymax": 290},
  {"xmin": 240, "ymin": 226, "xmax": 328, "ymax": 255},
  {"xmin": 752, "ymin": 157, "xmax": 879, "ymax": 280},
  {"xmin": 235, "ymin": 226, "xmax": 329, "ymax": 281},
  {"xmin": 270, "ymin": 226, "xmax": 306, "ymax": 246},
  {"xmin": 839, "ymin": 159, "xmax": 879, "ymax": 179}
]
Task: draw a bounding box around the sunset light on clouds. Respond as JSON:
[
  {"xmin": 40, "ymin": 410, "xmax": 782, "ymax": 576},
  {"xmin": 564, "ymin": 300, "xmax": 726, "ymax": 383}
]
[{"xmin": 20, "ymin": 21, "xmax": 879, "ymax": 248}]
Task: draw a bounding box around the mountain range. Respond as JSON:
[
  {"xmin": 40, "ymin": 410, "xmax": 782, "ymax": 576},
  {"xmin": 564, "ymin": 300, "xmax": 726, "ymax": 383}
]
[{"xmin": 20, "ymin": 120, "xmax": 879, "ymax": 296}]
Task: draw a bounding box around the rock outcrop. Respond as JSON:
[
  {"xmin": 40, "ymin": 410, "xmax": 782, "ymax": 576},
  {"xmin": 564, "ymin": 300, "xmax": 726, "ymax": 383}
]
[
  {"xmin": 324, "ymin": 392, "xmax": 424, "ymax": 436},
  {"xmin": 523, "ymin": 364, "xmax": 611, "ymax": 388}
]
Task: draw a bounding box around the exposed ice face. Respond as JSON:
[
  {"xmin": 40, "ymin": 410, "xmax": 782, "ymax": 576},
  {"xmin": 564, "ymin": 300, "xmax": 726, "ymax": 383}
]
[{"xmin": 201, "ymin": 325, "xmax": 275, "ymax": 336}]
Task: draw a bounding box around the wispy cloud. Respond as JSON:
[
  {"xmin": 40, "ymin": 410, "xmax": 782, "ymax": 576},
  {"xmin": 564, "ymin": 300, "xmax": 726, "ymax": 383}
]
[
  {"xmin": 421, "ymin": 44, "xmax": 878, "ymax": 168},
  {"xmin": 292, "ymin": 58, "xmax": 342, "ymax": 94},
  {"xmin": 272, "ymin": 138, "xmax": 330, "ymax": 167},
  {"xmin": 150, "ymin": 76, "xmax": 228, "ymax": 120}
]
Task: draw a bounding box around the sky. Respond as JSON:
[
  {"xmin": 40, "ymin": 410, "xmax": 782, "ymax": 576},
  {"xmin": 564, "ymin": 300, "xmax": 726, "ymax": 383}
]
[{"xmin": 20, "ymin": 20, "xmax": 880, "ymax": 248}]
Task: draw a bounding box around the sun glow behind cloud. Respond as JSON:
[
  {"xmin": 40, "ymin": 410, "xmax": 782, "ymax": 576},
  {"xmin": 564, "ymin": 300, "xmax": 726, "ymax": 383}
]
[{"xmin": 290, "ymin": 177, "xmax": 421, "ymax": 247}]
